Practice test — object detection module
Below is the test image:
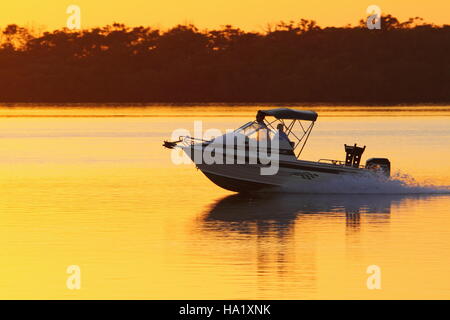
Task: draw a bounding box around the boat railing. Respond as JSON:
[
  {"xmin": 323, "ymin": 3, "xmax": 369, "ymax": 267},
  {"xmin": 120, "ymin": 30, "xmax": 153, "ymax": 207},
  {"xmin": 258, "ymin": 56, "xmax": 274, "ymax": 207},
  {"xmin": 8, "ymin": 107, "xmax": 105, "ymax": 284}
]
[
  {"xmin": 179, "ymin": 136, "xmax": 211, "ymax": 147},
  {"xmin": 318, "ymin": 159, "xmax": 366, "ymax": 169},
  {"xmin": 318, "ymin": 159, "xmax": 345, "ymax": 165}
]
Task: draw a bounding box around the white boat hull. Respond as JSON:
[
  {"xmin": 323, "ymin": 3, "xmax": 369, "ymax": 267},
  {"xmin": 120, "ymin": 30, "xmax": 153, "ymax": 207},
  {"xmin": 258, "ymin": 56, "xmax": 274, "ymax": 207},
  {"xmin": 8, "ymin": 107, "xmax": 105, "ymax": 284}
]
[{"xmin": 181, "ymin": 144, "xmax": 364, "ymax": 192}]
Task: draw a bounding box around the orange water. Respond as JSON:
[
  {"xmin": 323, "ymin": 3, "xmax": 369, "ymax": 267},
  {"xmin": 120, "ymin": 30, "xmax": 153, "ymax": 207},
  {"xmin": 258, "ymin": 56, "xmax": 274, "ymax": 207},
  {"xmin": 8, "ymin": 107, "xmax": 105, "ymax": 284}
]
[{"xmin": 0, "ymin": 105, "xmax": 449, "ymax": 299}]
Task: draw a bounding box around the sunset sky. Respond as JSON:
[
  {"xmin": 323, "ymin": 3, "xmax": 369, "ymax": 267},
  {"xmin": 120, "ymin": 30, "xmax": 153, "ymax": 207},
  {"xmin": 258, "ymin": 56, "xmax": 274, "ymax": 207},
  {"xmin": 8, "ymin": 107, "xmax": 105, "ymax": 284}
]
[{"xmin": 0, "ymin": 0, "xmax": 448, "ymax": 31}]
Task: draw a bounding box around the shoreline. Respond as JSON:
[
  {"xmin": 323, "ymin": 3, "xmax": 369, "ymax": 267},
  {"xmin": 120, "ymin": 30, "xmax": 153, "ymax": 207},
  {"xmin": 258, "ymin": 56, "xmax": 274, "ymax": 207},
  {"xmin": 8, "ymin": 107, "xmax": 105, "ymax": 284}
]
[{"xmin": 0, "ymin": 102, "xmax": 450, "ymax": 108}]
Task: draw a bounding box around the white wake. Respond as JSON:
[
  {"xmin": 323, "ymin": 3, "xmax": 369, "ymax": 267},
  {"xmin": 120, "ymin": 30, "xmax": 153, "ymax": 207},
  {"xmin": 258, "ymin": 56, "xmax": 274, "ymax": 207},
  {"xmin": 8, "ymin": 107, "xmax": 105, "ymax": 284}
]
[{"xmin": 280, "ymin": 171, "xmax": 450, "ymax": 194}]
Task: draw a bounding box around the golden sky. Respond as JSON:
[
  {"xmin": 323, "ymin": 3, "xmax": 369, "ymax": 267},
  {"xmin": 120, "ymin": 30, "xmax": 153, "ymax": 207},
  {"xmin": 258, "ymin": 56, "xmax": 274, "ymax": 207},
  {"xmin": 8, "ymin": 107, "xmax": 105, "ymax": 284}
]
[{"xmin": 0, "ymin": 0, "xmax": 448, "ymax": 31}]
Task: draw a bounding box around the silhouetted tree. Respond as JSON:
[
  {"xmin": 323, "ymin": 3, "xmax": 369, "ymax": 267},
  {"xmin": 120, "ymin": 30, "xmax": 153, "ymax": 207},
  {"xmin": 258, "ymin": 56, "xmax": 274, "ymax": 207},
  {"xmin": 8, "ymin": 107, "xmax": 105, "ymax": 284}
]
[{"xmin": 0, "ymin": 15, "xmax": 448, "ymax": 103}]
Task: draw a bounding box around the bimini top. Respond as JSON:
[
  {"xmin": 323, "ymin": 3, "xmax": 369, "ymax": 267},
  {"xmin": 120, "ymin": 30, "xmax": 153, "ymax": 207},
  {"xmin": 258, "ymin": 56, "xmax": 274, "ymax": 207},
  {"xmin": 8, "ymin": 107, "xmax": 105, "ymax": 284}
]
[{"xmin": 257, "ymin": 108, "xmax": 318, "ymax": 121}]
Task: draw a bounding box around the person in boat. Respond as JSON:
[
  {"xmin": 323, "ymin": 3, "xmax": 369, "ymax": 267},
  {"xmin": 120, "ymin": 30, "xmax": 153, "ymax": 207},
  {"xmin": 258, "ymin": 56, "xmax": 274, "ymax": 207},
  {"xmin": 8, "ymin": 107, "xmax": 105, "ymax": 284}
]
[
  {"xmin": 254, "ymin": 111, "xmax": 273, "ymax": 142},
  {"xmin": 276, "ymin": 124, "xmax": 290, "ymax": 141},
  {"xmin": 275, "ymin": 123, "xmax": 295, "ymax": 149},
  {"xmin": 256, "ymin": 111, "xmax": 268, "ymax": 128}
]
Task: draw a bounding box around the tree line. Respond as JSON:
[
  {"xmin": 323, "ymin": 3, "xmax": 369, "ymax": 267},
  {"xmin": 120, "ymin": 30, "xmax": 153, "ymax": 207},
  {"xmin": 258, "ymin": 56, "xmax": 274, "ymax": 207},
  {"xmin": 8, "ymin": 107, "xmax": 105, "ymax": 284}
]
[{"xmin": 0, "ymin": 15, "xmax": 448, "ymax": 103}]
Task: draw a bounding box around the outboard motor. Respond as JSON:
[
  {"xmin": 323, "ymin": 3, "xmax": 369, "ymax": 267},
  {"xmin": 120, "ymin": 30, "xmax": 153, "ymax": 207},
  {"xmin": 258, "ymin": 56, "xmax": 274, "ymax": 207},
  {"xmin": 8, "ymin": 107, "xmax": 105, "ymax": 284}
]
[{"xmin": 365, "ymin": 158, "xmax": 391, "ymax": 177}]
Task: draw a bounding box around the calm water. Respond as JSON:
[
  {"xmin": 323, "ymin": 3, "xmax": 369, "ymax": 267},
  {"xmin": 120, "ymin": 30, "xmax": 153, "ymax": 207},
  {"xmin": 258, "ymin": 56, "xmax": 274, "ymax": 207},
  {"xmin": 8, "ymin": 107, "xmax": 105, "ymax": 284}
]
[{"xmin": 1, "ymin": 105, "xmax": 450, "ymax": 299}]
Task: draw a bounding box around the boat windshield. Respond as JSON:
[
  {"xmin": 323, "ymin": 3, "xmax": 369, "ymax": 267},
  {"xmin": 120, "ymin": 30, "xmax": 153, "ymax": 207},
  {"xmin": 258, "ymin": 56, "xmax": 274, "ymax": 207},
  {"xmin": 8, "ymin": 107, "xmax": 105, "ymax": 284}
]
[{"xmin": 234, "ymin": 121, "xmax": 275, "ymax": 141}]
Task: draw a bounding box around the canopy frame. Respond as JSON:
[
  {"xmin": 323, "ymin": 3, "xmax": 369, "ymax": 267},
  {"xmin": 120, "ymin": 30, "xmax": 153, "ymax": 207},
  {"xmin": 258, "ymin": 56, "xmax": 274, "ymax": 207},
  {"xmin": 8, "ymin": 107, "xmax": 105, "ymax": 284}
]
[
  {"xmin": 257, "ymin": 108, "xmax": 318, "ymax": 122},
  {"xmin": 258, "ymin": 108, "xmax": 318, "ymax": 158}
]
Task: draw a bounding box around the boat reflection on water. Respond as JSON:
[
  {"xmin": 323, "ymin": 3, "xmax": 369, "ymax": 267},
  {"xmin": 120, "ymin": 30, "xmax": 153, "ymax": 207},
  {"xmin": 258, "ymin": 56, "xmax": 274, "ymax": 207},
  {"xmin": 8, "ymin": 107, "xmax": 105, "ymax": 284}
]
[
  {"xmin": 197, "ymin": 194, "xmax": 450, "ymax": 298},
  {"xmin": 201, "ymin": 193, "xmax": 438, "ymax": 236}
]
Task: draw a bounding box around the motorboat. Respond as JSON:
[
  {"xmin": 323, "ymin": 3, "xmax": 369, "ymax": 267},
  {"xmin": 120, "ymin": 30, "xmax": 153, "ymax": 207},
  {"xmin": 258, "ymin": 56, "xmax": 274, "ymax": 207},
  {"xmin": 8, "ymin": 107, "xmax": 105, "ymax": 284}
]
[{"xmin": 163, "ymin": 108, "xmax": 391, "ymax": 192}]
